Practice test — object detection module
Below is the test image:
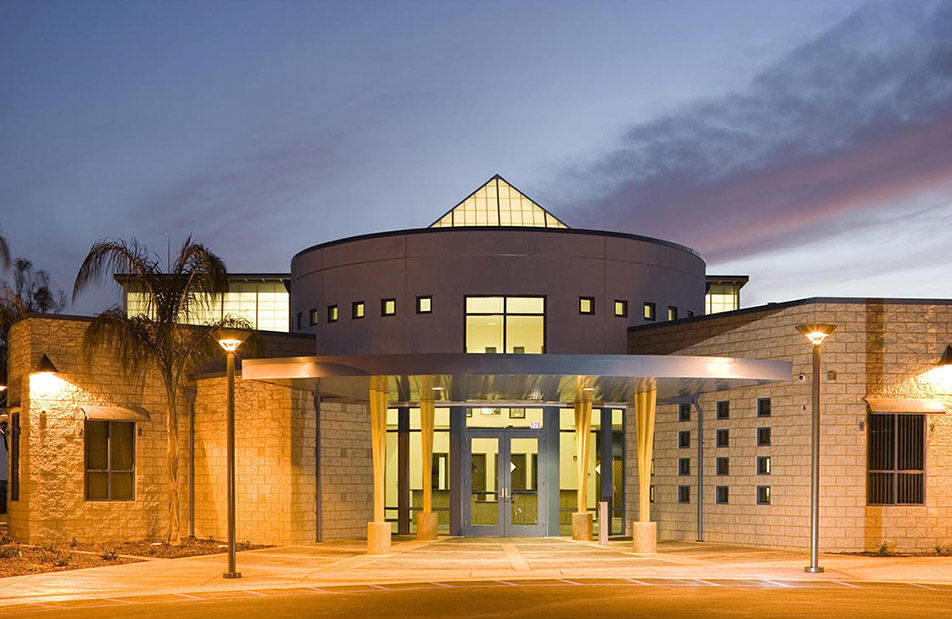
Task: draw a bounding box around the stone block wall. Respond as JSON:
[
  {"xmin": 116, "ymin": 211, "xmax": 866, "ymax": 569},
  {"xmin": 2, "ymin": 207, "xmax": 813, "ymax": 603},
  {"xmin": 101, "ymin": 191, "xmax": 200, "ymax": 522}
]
[{"xmin": 318, "ymin": 400, "xmax": 373, "ymax": 540}]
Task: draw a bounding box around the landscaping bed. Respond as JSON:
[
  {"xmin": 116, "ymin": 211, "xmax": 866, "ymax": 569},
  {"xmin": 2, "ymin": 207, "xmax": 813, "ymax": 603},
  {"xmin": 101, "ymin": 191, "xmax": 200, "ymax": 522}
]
[{"xmin": 84, "ymin": 536, "xmax": 270, "ymax": 559}]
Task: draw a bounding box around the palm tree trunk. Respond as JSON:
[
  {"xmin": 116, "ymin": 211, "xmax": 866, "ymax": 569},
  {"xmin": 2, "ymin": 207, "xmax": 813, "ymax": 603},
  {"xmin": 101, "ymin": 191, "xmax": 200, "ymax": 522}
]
[{"xmin": 165, "ymin": 383, "xmax": 182, "ymax": 545}]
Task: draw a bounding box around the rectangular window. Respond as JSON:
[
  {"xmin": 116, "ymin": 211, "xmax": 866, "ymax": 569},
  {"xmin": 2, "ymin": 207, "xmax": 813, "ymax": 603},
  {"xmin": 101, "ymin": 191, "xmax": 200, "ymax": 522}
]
[
  {"xmin": 381, "ymin": 298, "xmax": 396, "ymax": 316},
  {"xmin": 643, "ymin": 302, "xmax": 656, "ymax": 321},
  {"xmin": 352, "ymin": 301, "xmax": 365, "ymax": 319},
  {"xmin": 327, "ymin": 305, "xmax": 338, "ymax": 323},
  {"xmin": 650, "ymin": 485, "xmax": 655, "ymax": 503},
  {"xmin": 678, "ymin": 457, "xmax": 690, "ymax": 476},
  {"xmin": 678, "ymin": 403, "xmax": 691, "ymax": 422},
  {"xmin": 716, "ymin": 457, "xmax": 729, "ymax": 476},
  {"xmin": 678, "ymin": 485, "xmax": 690, "ymax": 504},
  {"xmin": 85, "ymin": 420, "xmax": 135, "ymax": 501},
  {"xmin": 614, "ymin": 300, "xmax": 628, "ymax": 317},
  {"xmin": 715, "ymin": 485, "xmax": 729, "ymax": 504},
  {"xmin": 867, "ymin": 413, "xmax": 925, "ymax": 505},
  {"xmin": 757, "ymin": 398, "xmax": 771, "ymax": 417},
  {"xmin": 296, "ymin": 312, "xmax": 302, "ymax": 330},
  {"xmin": 667, "ymin": 306, "xmax": 678, "ymax": 321},
  {"xmin": 678, "ymin": 430, "xmax": 690, "ymax": 449},
  {"xmin": 10, "ymin": 412, "xmax": 20, "ymax": 501},
  {"xmin": 417, "ymin": 296, "xmax": 432, "ymax": 314},
  {"xmin": 757, "ymin": 486, "xmax": 771, "ymax": 505},
  {"xmin": 716, "ymin": 400, "xmax": 730, "ymax": 420},
  {"xmin": 309, "ymin": 309, "xmax": 318, "ymax": 326},
  {"xmin": 757, "ymin": 455, "xmax": 771, "ymax": 475},
  {"xmin": 757, "ymin": 427, "xmax": 771, "ymax": 446},
  {"xmin": 579, "ymin": 297, "xmax": 594, "ymax": 315},
  {"xmin": 716, "ymin": 429, "xmax": 729, "ymax": 448},
  {"xmin": 465, "ymin": 296, "xmax": 544, "ymax": 354}
]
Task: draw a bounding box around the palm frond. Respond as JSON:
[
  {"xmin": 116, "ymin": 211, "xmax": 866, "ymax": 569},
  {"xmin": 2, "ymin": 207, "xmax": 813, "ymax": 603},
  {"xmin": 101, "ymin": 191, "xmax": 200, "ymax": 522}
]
[
  {"xmin": 73, "ymin": 238, "xmax": 159, "ymax": 303},
  {"xmin": 82, "ymin": 308, "xmax": 158, "ymax": 387},
  {"xmin": 0, "ymin": 231, "xmax": 9, "ymax": 270},
  {"xmin": 171, "ymin": 237, "xmax": 228, "ymax": 322}
]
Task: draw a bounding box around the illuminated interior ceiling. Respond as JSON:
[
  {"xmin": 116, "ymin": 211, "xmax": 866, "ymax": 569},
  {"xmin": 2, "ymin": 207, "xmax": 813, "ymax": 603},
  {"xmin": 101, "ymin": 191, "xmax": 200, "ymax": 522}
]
[{"xmin": 430, "ymin": 175, "xmax": 568, "ymax": 229}]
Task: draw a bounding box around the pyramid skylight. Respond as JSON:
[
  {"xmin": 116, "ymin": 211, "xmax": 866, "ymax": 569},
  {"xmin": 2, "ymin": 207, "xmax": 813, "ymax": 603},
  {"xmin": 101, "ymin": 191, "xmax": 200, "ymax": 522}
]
[{"xmin": 430, "ymin": 175, "xmax": 568, "ymax": 229}]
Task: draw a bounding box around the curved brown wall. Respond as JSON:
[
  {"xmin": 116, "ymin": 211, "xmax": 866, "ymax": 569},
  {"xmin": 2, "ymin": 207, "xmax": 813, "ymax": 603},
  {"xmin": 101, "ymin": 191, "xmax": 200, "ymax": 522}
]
[{"xmin": 290, "ymin": 228, "xmax": 705, "ymax": 355}]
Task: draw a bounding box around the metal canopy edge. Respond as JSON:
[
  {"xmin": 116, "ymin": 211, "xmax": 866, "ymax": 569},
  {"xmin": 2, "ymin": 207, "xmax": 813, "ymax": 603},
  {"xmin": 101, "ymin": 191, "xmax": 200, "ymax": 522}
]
[
  {"xmin": 81, "ymin": 405, "xmax": 152, "ymax": 422},
  {"xmin": 864, "ymin": 397, "xmax": 946, "ymax": 415}
]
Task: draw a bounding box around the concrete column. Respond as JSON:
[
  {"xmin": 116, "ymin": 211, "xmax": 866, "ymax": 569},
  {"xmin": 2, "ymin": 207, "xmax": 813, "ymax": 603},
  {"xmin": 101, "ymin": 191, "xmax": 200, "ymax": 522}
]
[
  {"xmin": 417, "ymin": 379, "xmax": 438, "ymax": 540},
  {"xmin": 632, "ymin": 387, "xmax": 658, "ymax": 554},
  {"xmin": 368, "ymin": 377, "xmax": 391, "ymax": 554},
  {"xmin": 572, "ymin": 381, "xmax": 593, "ymax": 541}
]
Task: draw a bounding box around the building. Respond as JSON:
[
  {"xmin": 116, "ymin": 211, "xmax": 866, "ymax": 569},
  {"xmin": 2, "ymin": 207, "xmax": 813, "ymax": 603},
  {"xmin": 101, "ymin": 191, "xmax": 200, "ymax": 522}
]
[{"xmin": 2, "ymin": 175, "xmax": 948, "ymax": 555}]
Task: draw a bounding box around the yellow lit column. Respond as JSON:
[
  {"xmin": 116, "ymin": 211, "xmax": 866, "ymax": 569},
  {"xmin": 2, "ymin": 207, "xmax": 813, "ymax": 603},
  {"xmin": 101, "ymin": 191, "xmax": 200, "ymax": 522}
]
[
  {"xmin": 368, "ymin": 376, "xmax": 391, "ymax": 554},
  {"xmin": 572, "ymin": 379, "xmax": 594, "ymax": 541},
  {"xmin": 417, "ymin": 377, "xmax": 438, "ymax": 540},
  {"xmin": 632, "ymin": 386, "xmax": 658, "ymax": 554}
]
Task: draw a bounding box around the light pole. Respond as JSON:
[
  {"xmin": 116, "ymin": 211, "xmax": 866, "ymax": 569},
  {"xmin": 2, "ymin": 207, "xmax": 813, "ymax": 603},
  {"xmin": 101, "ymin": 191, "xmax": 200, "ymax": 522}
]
[
  {"xmin": 796, "ymin": 323, "xmax": 837, "ymax": 574},
  {"xmin": 212, "ymin": 328, "xmax": 249, "ymax": 580}
]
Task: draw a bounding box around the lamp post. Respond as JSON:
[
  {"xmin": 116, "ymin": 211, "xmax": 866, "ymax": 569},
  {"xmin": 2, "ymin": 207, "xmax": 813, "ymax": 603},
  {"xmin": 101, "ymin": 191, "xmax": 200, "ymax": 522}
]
[
  {"xmin": 212, "ymin": 328, "xmax": 249, "ymax": 579},
  {"xmin": 796, "ymin": 323, "xmax": 837, "ymax": 574}
]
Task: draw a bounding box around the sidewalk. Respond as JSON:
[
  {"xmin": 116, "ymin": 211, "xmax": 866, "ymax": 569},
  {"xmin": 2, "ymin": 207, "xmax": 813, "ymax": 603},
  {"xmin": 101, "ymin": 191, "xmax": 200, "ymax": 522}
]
[{"xmin": 1, "ymin": 537, "xmax": 951, "ymax": 608}]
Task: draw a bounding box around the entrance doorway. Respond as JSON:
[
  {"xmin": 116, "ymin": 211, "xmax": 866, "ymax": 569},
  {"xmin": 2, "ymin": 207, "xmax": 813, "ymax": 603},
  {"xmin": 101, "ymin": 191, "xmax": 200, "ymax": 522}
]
[{"xmin": 463, "ymin": 428, "xmax": 546, "ymax": 536}]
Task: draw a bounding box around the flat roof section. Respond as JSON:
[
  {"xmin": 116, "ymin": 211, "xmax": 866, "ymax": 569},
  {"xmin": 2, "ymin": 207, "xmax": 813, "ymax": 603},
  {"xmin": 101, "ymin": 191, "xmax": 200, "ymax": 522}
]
[{"xmin": 242, "ymin": 353, "xmax": 791, "ymax": 405}]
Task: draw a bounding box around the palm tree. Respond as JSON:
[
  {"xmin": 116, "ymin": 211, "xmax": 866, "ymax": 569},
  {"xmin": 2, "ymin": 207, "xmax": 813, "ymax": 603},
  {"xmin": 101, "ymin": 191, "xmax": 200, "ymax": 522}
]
[
  {"xmin": 0, "ymin": 229, "xmax": 10, "ymax": 270},
  {"xmin": 74, "ymin": 237, "xmax": 251, "ymax": 544}
]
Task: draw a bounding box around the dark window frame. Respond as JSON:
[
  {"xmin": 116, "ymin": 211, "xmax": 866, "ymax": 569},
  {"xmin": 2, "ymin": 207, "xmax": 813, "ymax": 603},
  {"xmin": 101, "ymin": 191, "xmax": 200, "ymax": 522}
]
[
  {"xmin": 678, "ymin": 403, "xmax": 691, "ymax": 422},
  {"xmin": 643, "ymin": 302, "xmax": 656, "ymax": 321},
  {"xmin": 678, "ymin": 485, "xmax": 690, "ymax": 504},
  {"xmin": 716, "ymin": 429, "xmax": 729, "ymax": 448},
  {"xmin": 867, "ymin": 413, "xmax": 925, "ymax": 505},
  {"xmin": 416, "ymin": 296, "xmax": 433, "ymax": 314},
  {"xmin": 678, "ymin": 457, "xmax": 690, "ymax": 476},
  {"xmin": 678, "ymin": 430, "xmax": 690, "ymax": 449},
  {"xmin": 84, "ymin": 419, "xmax": 136, "ymax": 502},
  {"xmin": 614, "ymin": 299, "xmax": 628, "ymax": 317},
  {"xmin": 757, "ymin": 397, "xmax": 772, "ymax": 417},
  {"xmin": 716, "ymin": 456, "xmax": 729, "ymax": 476},
  {"xmin": 296, "ymin": 312, "xmax": 302, "ymax": 330},
  {"xmin": 381, "ymin": 298, "xmax": 397, "ymax": 317},
  {"xmin": 667, "ymin": 306, "xmax": 678, "ymax": 321},
  {"xmin": 579, "ymin": 296, "xmax": 595, "ymax": 315},
  {"xmin": 757, "ymin": 455, "xmax": 771, "ymax": 475},
  {"xmin": 716, "ymin": 400, "xmax": 730, "ymax": 420},
  {"xmin": 756, "ymin": 485, "xmax": 771, "ymax": 505},
  {"xmin": 715, "ymin": 485, "xmax": 729, "ymax": 504},
  {"xmin": 309, "ymin": 309, "xmax": 318, "ymax": 326},
  {"xmin": 327, "ymin": 305, "xmax": 338, "ymax": 323},
  {"xmin": 463, "ymin": 295, "xmax": 547, "ymax": 354},
  {"xmin": 10, "ymin": 412, "xmax": 20, "ymax": 501},
  {"xmin": 757, "ymin": 426, "xmax": 771, "ymax": 447},
  {"xmin": 352, "ymin": 300, "xmax": 365, "ymax": 319}
]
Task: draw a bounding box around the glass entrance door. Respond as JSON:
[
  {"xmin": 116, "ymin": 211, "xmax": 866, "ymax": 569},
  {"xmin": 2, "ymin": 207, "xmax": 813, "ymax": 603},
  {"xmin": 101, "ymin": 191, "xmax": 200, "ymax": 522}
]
[{"xmin": 464, "ymin": 429, "xmax": 545, "ymax": 536}]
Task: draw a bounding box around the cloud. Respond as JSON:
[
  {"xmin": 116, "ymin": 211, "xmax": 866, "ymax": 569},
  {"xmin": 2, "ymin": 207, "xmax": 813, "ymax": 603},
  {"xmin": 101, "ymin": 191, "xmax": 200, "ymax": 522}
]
[{"xmin": 552, "ymin": 0, "xmax": 952, "ymax": 266}]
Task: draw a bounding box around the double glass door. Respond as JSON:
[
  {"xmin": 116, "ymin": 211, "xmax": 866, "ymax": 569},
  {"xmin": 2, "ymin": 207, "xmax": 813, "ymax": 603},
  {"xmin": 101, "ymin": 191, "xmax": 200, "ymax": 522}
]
[{"xmin": 463, "ymin": 428, "xmax": 545, "ymax": 536}]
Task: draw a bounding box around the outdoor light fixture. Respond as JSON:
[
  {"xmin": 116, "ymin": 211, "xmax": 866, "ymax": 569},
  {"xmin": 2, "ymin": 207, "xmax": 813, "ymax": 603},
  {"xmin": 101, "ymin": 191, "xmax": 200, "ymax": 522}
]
[
  {"xmin": 796, "ymin": 322, "xmax": 837, "ymax": 574},
  {"xmin": 35, "ymin": 354, "xmax": 59, "ymax": 375},
  {"xmin": 939, "ymin": 345, "xmax": 952, "ymax": 366},
  {"xmin": 212, "ymin": 328, "xmax": 250, "ymax": 580}
]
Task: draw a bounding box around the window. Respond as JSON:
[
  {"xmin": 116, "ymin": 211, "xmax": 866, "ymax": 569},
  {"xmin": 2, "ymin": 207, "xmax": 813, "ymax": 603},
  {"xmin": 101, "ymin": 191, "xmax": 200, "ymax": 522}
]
[
  {"xmin": 650, "ymin": 485, "xmax": 656, "ymax": 503},
  {"xmin": 614, "ymin": 300, "xmax": 628, "ymax": 317},
  {"xmin": 309, "ymin": 309, "xmax": 318, "ymax": 326},
  {"xmin": 579, "ymin": 297, "xmax": 594, "ymax": 315},
  {"xmin": 465, "ymin": 296, "xmax": 544, "ymax": 354},
  {"xmin": 85, "ymin": 420, "xmax": 135, "ymax": 501},
  {"xmin": 10, "ymin": 412, "xmax": 20, "ymax": 501},
  {"xmin": 757, "ymin": 427, "xmax": 771, "ymax": 446},
  {"xmin": 678, "ymin": 485, "xmax": 690, "ymax": 504},
  {"xmin": 417, "ymin": 296, "xmax": 432, "ymax": 314},
  {"xmin": 715, "ymin": 485, "xmax": 729, "ymax": 504},
  {"xmin": 643, "ymin": 302, "xmax": 656, "ymax": 321},
  {"xmin": 867, "ymin": 413, "xmax": 925, "ymax": 505},
  {"xmin": 678, "ymin": 457, "xmax": 690, "ymax": 476},
  {"xmin": 716, "ymin": 429, "xmax": 729, "ymax": 448},
  {"xmin": 678, "ymin": 430, "xmax": 690, "ymax": 449},
  {"xmin": 381, "ymin": 298, "xmax": 396, "ymax": 316},
  {"xmin": 296, "ymin": 312, "xmax": 302, "ymax": 330},
  {"xmin": 687, "ymin": 310, "xmax": 695, "ymax": 318},
  {"xmin": 678, "ymin": 403, "xmax": 691, "ymax": 422},
  {"xmin": 757, "ymin": 456, "xmax": 771, "ymax": 475},
  {"xmin": 706, "ymin": 283, "xmax": 740, "ymax": 314},
  {"xmin": 757, "ymin": 486, "xmax": 771, "ymax": 505},
  {"xmin": 668, "ymin": 306, "xmax": 678, "ymax": 321},
  {"xmin": 716, "ymin": 457, "xmax": 729, "ymax": 476},
  {"xmin": 757, "ymin": 398, "xmax": 771, "ymax": 417},
  {"xmin": 716, "ymin": 400, "xmax": 730, "ymax": 419},
  {"xmin": 352, "ymin": 301, "xmax": 365, "ymax": 319},
  {"xmin": 327, "ymin": 305, "xmax": 338, "ymax": 323}
]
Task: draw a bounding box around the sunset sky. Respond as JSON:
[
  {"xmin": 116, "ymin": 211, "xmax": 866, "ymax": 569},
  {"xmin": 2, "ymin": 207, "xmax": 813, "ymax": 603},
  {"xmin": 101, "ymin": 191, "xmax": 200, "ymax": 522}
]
[{"xmin": 2, "ymin": 0, "xmax": 951, "ymax": 313}]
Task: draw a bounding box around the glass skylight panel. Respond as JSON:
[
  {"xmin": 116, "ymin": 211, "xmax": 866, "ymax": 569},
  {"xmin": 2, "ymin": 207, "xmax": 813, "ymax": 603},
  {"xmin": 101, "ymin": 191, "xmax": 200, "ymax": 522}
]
[{"xmin": 429, "ymin": 176, "xmax": 568, "ymax": 229}]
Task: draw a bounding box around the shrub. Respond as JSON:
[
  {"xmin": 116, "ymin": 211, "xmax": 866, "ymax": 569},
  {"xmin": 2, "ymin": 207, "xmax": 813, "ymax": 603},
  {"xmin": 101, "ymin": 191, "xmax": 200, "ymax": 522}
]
[
  {"xmin": 0, "ymin": 545, "xmax": 20, "ymax": 559},
  {"xmin": 101, "ymin": 551, "xmax": 119, "ymax": 561}
]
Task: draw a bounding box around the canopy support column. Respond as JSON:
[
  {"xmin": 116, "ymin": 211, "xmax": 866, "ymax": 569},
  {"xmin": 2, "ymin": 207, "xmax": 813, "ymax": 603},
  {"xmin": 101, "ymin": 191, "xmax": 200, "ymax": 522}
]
[
  {"xmin": 417, "ymin": 378, "xmax": 439, "ymax": 540},
  {"xmin": 368, "ymin": 377, "xmax": 390, "ymax": 554},
  {"xmin": 633, "ymin": 386, "xmax": 658, "ymax": 554},
  {"xmin": 572, "ymin": 382, "xmax": 594, "ymax": 541}
]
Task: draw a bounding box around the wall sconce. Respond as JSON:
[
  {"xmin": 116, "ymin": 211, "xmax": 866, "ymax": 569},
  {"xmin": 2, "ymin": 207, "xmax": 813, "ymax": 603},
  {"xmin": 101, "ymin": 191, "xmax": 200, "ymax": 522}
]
[
  {"xmin": 35, "ymin": 354, "xmax": 59, "ymax": 374},
  {"xmin": 939, "ymin": 345, "xmax": 952, "ymax": 366}
]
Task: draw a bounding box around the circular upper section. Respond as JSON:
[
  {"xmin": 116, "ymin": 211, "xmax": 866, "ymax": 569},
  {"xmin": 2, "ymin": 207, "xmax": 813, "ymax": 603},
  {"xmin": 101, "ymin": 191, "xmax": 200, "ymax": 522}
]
[{"xmin": 290, "ymin": 226, "xmax": 706, "ymax": 356}]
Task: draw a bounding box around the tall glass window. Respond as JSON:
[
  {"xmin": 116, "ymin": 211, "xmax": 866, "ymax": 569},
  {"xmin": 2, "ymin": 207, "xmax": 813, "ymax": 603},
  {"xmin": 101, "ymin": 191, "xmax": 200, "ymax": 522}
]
[
  {"xmin": 465, "ymin": 296, "xmax": 544, "ymax": 354},
  {"xmin": 85, "ymin": 420, "xmax": 135, "ymax": 501}
]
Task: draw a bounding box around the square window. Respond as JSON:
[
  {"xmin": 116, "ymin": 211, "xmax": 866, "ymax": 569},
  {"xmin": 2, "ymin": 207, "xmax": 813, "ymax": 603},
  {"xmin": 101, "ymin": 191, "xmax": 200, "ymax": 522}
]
[
  {"xmin": 757, "ymin": 485, "xmax": 771, "ymax": 505},
  {"xmin": 327, "ymin": 305, "xmax": 338, "ymax": 323},
  {"xmin": 757, "ymin": 456, "xmax": 771, "ymax": 475},
  {"xmin": 668, "ymin": 306, "xmax": 678, "ymax": 321},
  {"xmin": 381, "ymin": 298, "xmax": 396, "ymax": 316},
  {"xmin": 678, "ymin": 430, "xmax": 690, "ymax": 449},
  {"xmin": 678, "ymin": 403, "xmax": 691, "ymax": 422},
  {"xmin": 757, "ymin": 398, "xmax": 771, "ymax": 417},
  {"xmin": 353, "ymin": 301, "xmax": 365, "ymax": 319},
  {"xmin": 309, "ymin": 309, "xmax": 318, "ymax": 326},
  {"xmin": 678, "ymin": 485, "xmax": 690, "ymax": 504},
  {"xmin": 614, "ymin": 300, "xmax": 628, "ymax": 317},
  {"xmin": 678, "ymin": 457, "xmax": 691, "ymax": 476},
  {"xmin": 579, "ymin": 297, "xmax": 594, "ymax": 315},
  {"xmin": 716, "ymin": 485, "xmax": 729, "ymax": 504},
  {"xmin": 757, "ymin": 427, "xmax": 771, "ymax": 446},
  {"xmin": 716, "ymin": 429, "xmax": 729, "ymax": 448},
  {"xmin": 716, "ymin": 400, "xmax": 730, "ymax": 419},
  {"xmin": 716, "ymin": 457, "xmax": 729, "ymax": 476},
  {"xmin": 643, "ymin": 302, "xmax": 656, "ymax": 321},
  {"xmin": 417, "ymin": 296, "xmax": 432, "ymax": 314}
]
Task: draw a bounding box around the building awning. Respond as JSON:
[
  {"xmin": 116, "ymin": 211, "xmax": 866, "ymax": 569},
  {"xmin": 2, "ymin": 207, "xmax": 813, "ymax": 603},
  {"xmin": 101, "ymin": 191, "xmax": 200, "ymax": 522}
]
[
  {"xmin": 81, "ymin": 406, "xmax": 151, "ymax": 422},
  {"xmin": 242, "ymin": 353, "xmax": 792, "ymax": 405},
  {"xmin": 864, "ymin": 398, "xmax": 946, "ymax": 415}
]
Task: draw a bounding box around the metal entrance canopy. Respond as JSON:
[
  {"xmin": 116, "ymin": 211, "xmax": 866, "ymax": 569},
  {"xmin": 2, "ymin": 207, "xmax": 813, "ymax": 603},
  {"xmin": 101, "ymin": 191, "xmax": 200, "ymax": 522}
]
[{"xmin": 242, "ymin": 353, "xmax": 792, "ymax": 405}]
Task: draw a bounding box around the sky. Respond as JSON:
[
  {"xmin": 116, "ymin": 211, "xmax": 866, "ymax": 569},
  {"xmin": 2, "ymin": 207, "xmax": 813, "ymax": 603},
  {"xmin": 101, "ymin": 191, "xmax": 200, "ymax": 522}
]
[{"xmin": 1, "ymin": 0, "xmax": 951, "ymax": 314}]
